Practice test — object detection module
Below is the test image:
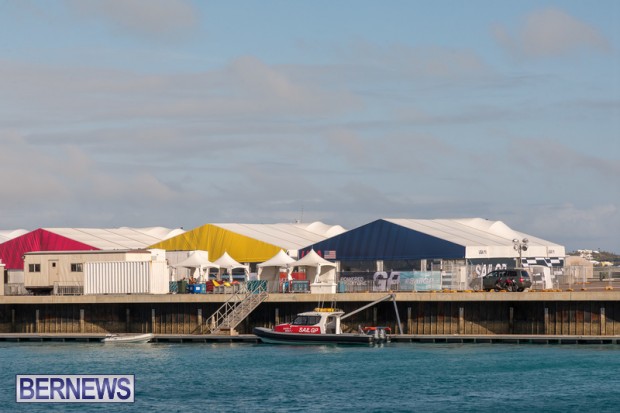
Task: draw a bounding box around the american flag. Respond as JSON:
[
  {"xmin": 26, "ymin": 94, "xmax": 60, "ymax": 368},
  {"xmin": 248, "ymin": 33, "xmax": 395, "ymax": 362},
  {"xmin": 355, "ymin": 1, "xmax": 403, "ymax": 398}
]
[{"xmin": 323, "ymin": 250, "xmax": 336, "ymax": 259}]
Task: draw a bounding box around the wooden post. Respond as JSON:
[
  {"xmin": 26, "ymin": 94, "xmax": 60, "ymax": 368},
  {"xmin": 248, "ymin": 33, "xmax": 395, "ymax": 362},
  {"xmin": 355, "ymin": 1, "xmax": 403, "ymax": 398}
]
[
  {"xmin": 151, "ymin": 309, "xmax": 156, "ymax": 334},
  {"xmin": 544, "ymin": 307, "xmax": 549, "ymax": 335},
  {"xmin": 373, "ymin": 307, "xmax": 378, "ymax": 326},
  {"xmin": 35, "ymin": 309, "xmax": 40, "ymax": 333},
  {"xmin": 509, "ymin": 307, "xmax": 514, "ymax": 334},
  {"xmin": 275, "ymin": 308, "xmax": 280, "ymax": 326},
  {"xmin": 126, "ymin": 308, "xmax": 130, "ymax": 333},
  {"xmin": 80, "ymin": 309, "xmax": 85, "ymax": 333},
  {"xmin": 11, "ymin": 308, "xmax": 15, "ymax": 333},
  {"xmin": 601, "ymin": 307, "xmax": 606, "ymax": 336},
  {"xmin": 197, "ymin": 308, "xmax": 203, "ymax": 334},
  {"xmin": 407, "ymin": 307, "xmax": 412, "ymax": 334},
  {"xmin": 458, "ymin": 306, "xmax": 464, "ymax": 334}
]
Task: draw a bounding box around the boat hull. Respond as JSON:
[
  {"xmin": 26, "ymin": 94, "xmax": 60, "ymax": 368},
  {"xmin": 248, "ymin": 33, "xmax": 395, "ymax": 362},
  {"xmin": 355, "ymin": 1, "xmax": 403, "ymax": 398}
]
[
  {"xmin": 101, "ymin": 333, "xmax": 154, "ymax": 343},
  {"xmin": 253, "ymin": 327, "xmax": 375, "ymax": 345}
]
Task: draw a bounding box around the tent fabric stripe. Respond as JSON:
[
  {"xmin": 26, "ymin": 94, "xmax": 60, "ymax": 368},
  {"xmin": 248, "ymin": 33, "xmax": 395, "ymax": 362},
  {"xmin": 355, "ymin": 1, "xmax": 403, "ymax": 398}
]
[{"xmin": 149, "ymin": 224, "xmax": 282, "ymax": 263}]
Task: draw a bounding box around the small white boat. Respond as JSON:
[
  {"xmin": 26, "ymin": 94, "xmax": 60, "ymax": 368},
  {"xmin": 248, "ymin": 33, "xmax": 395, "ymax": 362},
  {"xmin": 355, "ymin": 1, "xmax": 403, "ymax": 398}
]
[{"xmin": 101, "ymin": 333, "xmax": 154, "ymax": 344}]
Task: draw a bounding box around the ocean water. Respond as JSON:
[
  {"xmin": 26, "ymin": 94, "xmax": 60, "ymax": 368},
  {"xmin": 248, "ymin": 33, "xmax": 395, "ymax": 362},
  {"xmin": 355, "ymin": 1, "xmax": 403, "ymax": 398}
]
[{"xmin": 1, "ymin": 341, "xmax": 619, "ymax": 412}]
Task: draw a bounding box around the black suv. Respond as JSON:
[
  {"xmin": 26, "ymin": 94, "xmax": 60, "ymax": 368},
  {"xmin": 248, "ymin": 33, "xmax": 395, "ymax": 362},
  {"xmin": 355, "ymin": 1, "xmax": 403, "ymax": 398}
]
[{"xmin": 481, "ymin": 269, "xmax": 532, "ymax": 292}]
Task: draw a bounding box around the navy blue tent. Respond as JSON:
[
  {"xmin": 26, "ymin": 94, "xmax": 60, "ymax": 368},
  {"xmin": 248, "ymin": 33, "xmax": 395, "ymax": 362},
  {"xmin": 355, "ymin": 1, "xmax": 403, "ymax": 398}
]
[{"xmin": 300, "ymin": 219, "xmax": 465, "ymax": 261}]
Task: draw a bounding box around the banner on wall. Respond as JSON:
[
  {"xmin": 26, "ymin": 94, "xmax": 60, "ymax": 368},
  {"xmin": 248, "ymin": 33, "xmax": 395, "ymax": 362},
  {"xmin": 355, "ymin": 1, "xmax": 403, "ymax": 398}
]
[
  {"xmin": 398, "ymin": 271, "xmax": 442, "ymax": 291},
  {"xmin": 339, "ymin": 271, "xmax": 442, "ymax": 291}
]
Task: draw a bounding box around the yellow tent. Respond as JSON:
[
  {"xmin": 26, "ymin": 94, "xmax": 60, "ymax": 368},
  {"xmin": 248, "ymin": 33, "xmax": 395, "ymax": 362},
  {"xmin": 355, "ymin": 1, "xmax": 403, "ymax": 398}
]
[{"xmin": 148, "ymin": 224, "xmax": 282, "ymax": 263}]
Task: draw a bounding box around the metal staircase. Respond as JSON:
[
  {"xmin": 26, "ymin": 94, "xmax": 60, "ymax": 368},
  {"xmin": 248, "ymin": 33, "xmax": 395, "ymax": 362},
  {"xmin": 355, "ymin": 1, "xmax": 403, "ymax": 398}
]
[{"xmin": 208, "ymin": 281, "xmax": 269, "ymax": 335}]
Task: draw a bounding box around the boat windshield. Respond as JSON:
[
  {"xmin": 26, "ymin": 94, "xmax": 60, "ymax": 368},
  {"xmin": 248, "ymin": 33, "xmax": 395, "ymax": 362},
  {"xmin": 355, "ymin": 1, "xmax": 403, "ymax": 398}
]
[{"xmin": 291, "ymin": 316, "xmax": 321, "ymax": 326}]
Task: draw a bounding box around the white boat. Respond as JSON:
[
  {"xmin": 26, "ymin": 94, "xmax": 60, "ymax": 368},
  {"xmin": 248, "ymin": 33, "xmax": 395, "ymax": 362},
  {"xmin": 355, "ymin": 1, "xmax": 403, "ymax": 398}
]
[{"xmin": 101, "ymin": 333, "xmax": 154, "ymax": 343}]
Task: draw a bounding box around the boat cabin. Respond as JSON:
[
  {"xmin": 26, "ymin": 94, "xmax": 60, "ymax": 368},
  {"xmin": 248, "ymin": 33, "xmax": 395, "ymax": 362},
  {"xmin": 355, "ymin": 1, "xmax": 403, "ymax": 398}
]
[{"xmin": 274, "ymin": 308, "xmax": 345, "ymax": 335}]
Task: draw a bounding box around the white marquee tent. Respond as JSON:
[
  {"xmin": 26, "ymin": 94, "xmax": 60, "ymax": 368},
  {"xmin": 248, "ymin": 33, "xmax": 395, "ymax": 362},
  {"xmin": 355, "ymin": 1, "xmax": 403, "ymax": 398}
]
[
  {"xmin": 290, "ymin": 249, "xmax": 337, "ymax": 285},
  {"xmin": 213, "ymin": 252, "xmax": 250, "ymax": 281},
  {"xmin": 173, "ymin": 250, "xmax": 219, "ymax": 282},
  {"xmin": 257, "ymin": 250, "xmax": 295, "ymax": 281}
]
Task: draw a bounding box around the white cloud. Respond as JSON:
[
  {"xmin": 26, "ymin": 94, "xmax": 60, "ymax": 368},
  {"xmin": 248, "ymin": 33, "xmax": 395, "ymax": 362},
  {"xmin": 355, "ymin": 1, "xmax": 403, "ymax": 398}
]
[
  {"xmin": 66, "ymin": 0, "xmax": 199, "ymax": 38},
  {"xmin": 336, "ymin": 41, "xmax": 491, "ymax": 81},
  {"xmin": 0, "ymin": 130, "xmax": 180, "ymax": 225},
  {"xmin": 509, "ymin": 137, "xmax": 620, "ymax": 182},
  {"xmin": 0, "ymin": 57, "xmax": 362, "ymax": 139},
  {"xmin": 0, "ymin": 131, "xmax": 71, "ymax": 202},
  {"xmin": 493, "ymin": 8, "xmax": 611, "ymax": 58},
  {"xmin": 513, "ymin": 203, "xmax": 619, "ymax": 251}
]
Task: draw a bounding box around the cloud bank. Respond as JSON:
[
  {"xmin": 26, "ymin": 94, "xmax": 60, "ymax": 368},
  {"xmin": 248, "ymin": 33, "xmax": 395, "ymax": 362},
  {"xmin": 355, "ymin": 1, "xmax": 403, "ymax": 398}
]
[{"xmin": 493, "ymin": 8, "xmax": 611, "ymax": 58}]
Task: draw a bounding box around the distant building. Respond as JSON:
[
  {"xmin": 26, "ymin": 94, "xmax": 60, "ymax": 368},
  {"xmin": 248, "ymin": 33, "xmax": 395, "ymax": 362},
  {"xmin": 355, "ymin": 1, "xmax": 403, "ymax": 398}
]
[
  {"xmin": 300, "ymin": 218, "xmax": 566, "ymax": 290},
  {"xmin": 0, "ymin": 227, "xmax": 183, "ymax": 295},
  {"xmin": 23, "ymin": 249, "xmax": 168, "ymax": 295}
]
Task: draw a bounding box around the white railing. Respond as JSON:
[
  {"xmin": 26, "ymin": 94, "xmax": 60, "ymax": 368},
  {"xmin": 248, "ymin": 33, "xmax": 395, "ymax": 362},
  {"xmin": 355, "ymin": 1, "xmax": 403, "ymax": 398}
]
[{"xmin": 53, "ymin": 282, "xmax": 84, "ymax": 296}]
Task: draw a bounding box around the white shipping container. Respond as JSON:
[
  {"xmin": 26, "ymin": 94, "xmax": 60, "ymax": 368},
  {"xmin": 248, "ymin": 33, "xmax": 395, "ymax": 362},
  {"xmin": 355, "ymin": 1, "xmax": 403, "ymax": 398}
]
[{"xmin": 84, "ymin": 261, "xmax": 169, "ymax": 295}]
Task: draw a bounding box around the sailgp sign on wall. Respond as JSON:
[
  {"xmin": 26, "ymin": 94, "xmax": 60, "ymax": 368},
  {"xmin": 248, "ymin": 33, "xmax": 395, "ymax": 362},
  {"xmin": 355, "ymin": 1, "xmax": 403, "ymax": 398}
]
[
  {"xmin": 339, "ymin": 271, "xmax": 442, "ymax": 291},
  {"xmin": 398, "ymin": 271, "xmax": 442, "ymax": 291}
]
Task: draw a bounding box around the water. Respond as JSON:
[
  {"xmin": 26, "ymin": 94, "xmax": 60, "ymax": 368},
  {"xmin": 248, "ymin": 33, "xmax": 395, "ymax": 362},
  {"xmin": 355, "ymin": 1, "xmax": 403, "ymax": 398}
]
[{"xmin": 1, "ymin": 342, "xmax": 620, "ymax": 412}]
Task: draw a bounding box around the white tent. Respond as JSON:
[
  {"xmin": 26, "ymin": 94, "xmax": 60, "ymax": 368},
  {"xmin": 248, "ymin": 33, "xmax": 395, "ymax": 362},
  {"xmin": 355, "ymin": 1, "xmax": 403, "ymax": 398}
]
[
  {"xmin": 257, "ymin": 250, "xmax": 295, "ymax": 281},
  {"xmin": 213, "ymin": 252, "xmax": 250, "ymax": 282},
  {"xmin": 289, "ymin": 249, "xmax": 337, "ymax": 284},
  {"xmin": 173, "ymin": 250, "xmax": 219, "ymax": 282}
]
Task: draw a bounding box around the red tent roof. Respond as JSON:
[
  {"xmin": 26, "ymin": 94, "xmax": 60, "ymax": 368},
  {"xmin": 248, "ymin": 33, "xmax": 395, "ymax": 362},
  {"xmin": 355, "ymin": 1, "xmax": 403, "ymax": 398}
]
[{"xmin": 0, "ymin": 229, "xmax": 98, "ymax": 270}]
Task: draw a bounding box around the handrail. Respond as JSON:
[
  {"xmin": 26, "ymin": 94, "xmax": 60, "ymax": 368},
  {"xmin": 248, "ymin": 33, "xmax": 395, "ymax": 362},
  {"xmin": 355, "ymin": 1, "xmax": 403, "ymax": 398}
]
[{"xmin": 208, "ymin": 281, "xmax": 268, "ymax": 334}]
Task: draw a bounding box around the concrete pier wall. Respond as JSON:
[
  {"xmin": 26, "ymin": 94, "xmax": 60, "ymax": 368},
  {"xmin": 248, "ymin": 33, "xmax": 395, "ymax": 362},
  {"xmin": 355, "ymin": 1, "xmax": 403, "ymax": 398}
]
[{"xmin": 1, "ymin": 292, "xmax": 619, "ymax": 336}]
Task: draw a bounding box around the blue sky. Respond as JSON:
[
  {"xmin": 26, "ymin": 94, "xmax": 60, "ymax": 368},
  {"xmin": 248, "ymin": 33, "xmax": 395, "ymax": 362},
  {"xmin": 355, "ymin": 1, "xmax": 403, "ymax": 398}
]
[{"xmin": 0, "ymin": 0, "xmax": 618, "ymax": 252}]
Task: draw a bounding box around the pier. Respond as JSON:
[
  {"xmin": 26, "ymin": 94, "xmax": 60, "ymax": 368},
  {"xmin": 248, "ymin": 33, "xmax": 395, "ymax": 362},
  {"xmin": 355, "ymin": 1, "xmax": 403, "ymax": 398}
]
[
  {"xmin": 2, "ymin": 333, "xmax": 620, "ymax": 345},
  {"xmin": 2, "ymin": 290, "xmax": 620, "ymax": 338}
]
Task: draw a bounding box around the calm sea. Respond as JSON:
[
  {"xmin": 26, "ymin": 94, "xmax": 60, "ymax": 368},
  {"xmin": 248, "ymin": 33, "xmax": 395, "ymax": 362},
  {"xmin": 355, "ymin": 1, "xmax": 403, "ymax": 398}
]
[{"xmin": 1, "ymin": 341, "xmax": 619, "ymax": 412}]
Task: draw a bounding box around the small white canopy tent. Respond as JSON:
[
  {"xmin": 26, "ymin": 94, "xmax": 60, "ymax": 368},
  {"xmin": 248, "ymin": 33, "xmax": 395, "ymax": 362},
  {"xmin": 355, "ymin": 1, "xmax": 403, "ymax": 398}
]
[
  {"xmin": 173, "ymin": 250, "xmax": 220, "ymax": 282},
  {"xmin": 213, "ymin": 252, "xmax": 250, "ymax": 282},
  {"xmin": 256, "ymin": 250, "xmax": 295, "ymax": 292},
  {"xmin": 257, "ymin": 250, "xmax": 295, "ymax": 282},
  {"xmin": 289, "ymin": 249, "xmax": 337, "ymax": 293}
]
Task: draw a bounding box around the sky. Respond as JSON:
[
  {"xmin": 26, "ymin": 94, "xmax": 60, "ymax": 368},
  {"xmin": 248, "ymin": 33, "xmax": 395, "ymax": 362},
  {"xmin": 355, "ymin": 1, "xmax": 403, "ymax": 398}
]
[{"xmin": 0, "ymin": 0, "xmax": 618, "ymax": 253}]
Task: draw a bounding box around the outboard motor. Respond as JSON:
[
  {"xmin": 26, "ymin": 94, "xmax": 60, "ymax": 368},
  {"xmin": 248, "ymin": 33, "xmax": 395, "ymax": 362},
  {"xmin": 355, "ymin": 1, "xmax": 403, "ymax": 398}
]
[{"xmin": 378, "ymin": 328, "xmax": 386, "ymax": 342}]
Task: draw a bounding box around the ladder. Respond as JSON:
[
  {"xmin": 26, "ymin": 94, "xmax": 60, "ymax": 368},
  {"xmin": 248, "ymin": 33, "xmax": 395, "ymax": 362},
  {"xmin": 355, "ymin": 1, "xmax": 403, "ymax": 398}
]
[{"xmin": 208, "ymin": 281, "xmax": 269, "ymax": 335}]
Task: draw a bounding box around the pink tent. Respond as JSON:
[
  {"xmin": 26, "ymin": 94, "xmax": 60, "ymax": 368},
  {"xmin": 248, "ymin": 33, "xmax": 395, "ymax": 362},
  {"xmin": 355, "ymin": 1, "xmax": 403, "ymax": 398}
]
[{"xmin": 0, "ymin": 229, "xmax": 97, "ymax": 269}]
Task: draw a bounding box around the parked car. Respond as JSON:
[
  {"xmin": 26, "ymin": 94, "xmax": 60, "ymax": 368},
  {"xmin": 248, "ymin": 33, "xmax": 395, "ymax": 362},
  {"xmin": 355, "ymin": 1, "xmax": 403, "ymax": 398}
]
[{"xmin": 481, "ymin": 269, "xmax": 532, "ymax": 292}]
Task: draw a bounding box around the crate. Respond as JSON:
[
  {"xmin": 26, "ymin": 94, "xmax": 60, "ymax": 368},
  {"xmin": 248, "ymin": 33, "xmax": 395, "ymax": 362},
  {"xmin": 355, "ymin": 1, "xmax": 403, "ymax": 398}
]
[
  {"xmin": 291, "ymin": 280, "xmax": 310, "ymax": 293},
  {"xmin": 188, "ymin": 283, "xmax": 206, "ymax": 294}
]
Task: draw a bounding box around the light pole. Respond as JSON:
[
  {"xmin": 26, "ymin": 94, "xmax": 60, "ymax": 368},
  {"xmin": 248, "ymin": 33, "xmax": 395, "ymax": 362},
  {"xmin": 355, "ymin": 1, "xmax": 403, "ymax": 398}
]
[{"xmin": 513, "ymin": 238, "xmax": 529, "ymax": 268}]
